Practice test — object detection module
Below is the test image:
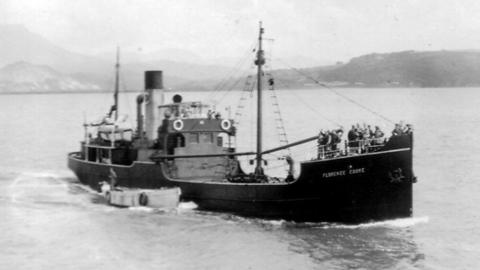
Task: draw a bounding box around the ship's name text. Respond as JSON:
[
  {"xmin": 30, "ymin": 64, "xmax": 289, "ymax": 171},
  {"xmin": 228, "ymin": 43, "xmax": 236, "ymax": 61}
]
[{"xmin": 322, "ymin": 167, "xmax": 365, "ymax": 178}]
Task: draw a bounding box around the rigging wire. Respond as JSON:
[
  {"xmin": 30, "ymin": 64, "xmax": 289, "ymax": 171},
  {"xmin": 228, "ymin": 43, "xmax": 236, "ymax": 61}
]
[
  {"xmin": 264, "ymin": 39, "xmax": 292, "ymax": 171},
  {"xmin": 215, "ymin": 68, "xmax": 253, "ymax": 105},
  {"xmin": 206, "ymin": 41, "xmax": 257, "ymax": 103},
  {"xmin": 233, "ymin": 75, "xmax": 256, "ymax": 125},
  {"xmin": 95, "ymin": 68, "xmax": 117, "ymax": 123},
  {"xmin": 272, "ymin": 75, "xmax": 342, "ymax": 127},
  {"xmin": 119, "ymin": 68, "xmax": 135, "ymax": 128},
  {"xmin": 276, "ymin": 59, "xmax": 395, "ymax": 124}
]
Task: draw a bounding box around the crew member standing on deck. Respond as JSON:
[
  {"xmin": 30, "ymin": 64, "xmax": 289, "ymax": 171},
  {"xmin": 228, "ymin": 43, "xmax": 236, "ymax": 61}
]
[
  {"xmin": 373, "ymin": 126, "xmax": 385, "ymax": 145},
  {"xmin": 392, "ymin": 123, "xmax": 404, "ymax": 136},
  {"xmin": 317, "ymin": 130, "xmax": 326, "ymax": 159},
  {"xmin": 323, "ymin": 130, "xmax": 334, "ymax": 158},
  {"xmin": 330, "ymin": 129, "xmax": 343, "ymax": 152},
  {"xmin": 348, "ymin": 125, "xmax": 359, "ymax": 148},
  {"xmin": 404, "ymin": 124, "xmax": 413, "ymax": 134}
]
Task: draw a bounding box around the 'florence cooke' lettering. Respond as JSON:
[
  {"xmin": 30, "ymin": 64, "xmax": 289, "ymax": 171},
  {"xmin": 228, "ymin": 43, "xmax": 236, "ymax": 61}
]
[{"xmin": 322, "ymin": 167, "xmax": 365, "ymax": 178}]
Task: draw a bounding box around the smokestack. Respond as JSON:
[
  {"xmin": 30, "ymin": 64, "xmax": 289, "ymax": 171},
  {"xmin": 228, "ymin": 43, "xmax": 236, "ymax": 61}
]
[
  {"xmin": 136, "ymin": 94, "xmax": 144, "ymax": 138},
  {"xmin": 145, "ymin": 71, "xmax": 163, "ymax": 89},
  {"xmin": 144, "ymin": 71, "xmax": 164, "ymax": 140}
]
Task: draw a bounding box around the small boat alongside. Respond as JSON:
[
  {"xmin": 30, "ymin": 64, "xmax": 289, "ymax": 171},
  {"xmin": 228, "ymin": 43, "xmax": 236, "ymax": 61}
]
[
  {"xmin": 68, "ymin": 23, "xmax": 416, "ymax": 223},
  {"xmin": 103, "ymin": 186, "xmax": 181, "ymax": 208}
]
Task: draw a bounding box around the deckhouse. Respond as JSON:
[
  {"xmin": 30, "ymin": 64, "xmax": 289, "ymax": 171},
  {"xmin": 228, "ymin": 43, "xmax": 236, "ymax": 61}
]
[{"xmin": 152, "ymin": 100, "xmax": 237, "ymax": 180}]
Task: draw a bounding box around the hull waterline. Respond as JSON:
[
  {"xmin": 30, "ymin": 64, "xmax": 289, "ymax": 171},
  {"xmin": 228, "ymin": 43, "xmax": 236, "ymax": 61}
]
[{"xmin": 68, "ymin": 136, "xmax": 414, "ymax": 223}]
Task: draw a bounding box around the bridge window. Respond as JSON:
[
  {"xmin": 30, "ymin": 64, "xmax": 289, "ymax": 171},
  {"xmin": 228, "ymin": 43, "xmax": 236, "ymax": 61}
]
[
  {"xmin": 176, "ymin": 134, "xmax": 185, "ymax": 147},
  {"xmin": 200, "ymin": 133, "xmax": 214, "ymax": 144},
  {"xmin": 189, "ymin": 133, "xmax": 199, "ymax": 144},
  {"xmin": 166, "ymin": 134, "xmax": 186, "ymax": 155}
]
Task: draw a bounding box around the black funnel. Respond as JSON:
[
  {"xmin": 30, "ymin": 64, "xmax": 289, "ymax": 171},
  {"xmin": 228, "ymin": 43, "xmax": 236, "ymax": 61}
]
[{"xmin": 145, "ymin": 71, "xmax": 163, "ymax": 89}]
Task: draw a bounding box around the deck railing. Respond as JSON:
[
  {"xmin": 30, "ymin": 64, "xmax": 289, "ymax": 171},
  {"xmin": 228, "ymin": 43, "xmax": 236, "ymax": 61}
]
[{"xmin": 316, "ymin": 138, "xmax": 387, "ymax": 160}]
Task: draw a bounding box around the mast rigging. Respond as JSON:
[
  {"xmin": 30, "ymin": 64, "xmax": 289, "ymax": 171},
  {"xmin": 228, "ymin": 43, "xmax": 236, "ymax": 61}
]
[
  {"xmin": 113, "ymin": 46, "xmax": 120, "ymax": 120},
  {"xmin": 254, "ymin": 22, "xmax": 265, "ymax": 175}
]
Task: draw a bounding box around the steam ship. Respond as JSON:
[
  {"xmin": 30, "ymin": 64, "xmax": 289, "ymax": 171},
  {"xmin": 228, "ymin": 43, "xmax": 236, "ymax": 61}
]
[{"xmin": 68, "ymin": 23, "xmax": 415, "ymax": 223}]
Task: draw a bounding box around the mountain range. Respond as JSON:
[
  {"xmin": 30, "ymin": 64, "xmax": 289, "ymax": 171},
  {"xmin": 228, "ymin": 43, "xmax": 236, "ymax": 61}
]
[
  {"xmin": 0, "ymin": 61, "xmax": 100, "ymax": 92},
  {"xmin": 0, "ymin": 24, "xmax": 238, "ymax": 93},
  {"xmin": 318, "ymin": 50, "xmax": 480, "ymax": 87},
  {"xmin": 2, "ymin": 24, "xmax": 480, "ymax": 93}
]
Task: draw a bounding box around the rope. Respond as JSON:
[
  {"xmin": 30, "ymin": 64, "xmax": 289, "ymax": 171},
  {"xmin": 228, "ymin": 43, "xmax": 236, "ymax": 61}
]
[
  {"xmin": 264, "ymin": 40, "xmax": 291, "ymax": 163},
  {"xmin": 215, "ymin": 68, "xmax": 252, "ymax": 104},
  {"xmin": 233, "ymin": 75, "xmax": 256, "ymax": 125},
  {"xmin": 276, "ymin": 59, "xmax": 395, "ymax": 124},
  {"xmin": 119, "ymin": 69, "xmax": 135, "ymax": 128},
  {"xmin": 206, "ymin": 41, "xmax": 257, "ymax": 103},
  {"xmin": 273, "ymin": 76, "xmax": 342, "ymax": 127}
]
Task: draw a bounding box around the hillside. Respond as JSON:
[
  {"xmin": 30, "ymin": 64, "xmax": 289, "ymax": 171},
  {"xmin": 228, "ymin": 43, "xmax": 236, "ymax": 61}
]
[
  {"xmin": 0, "ymin": 24, "xmax": 110, "ymax": 75},
  {"xmin": 0, "ymin": 62, "xmax": 101, "ymax": 93},
  {"xmin": 313, "ymin": 50, "xmax": 480, "ymax": 87},
  {"xmin": 0, "ymin": 24, "xmax": 237, "ymax": 92},
  {"xmin": 3, "ymin": 24, "xmax": 480, "ymax": 91}
]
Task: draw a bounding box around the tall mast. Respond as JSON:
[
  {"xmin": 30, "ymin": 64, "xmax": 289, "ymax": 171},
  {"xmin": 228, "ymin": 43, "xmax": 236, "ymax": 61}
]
[
  {"xmin": 114, "ymin": 46, "xmax": 120, "ymax": 120},
  {"xmin": 254, "ymin": 22, "xmax": 265, "ymax": 175}
]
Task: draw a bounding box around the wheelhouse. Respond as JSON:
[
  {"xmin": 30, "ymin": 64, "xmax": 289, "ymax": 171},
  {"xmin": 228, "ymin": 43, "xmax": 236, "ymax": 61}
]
[{"xmin": 155, "ymin": 101, "xmax": 237, "ymax": 180}]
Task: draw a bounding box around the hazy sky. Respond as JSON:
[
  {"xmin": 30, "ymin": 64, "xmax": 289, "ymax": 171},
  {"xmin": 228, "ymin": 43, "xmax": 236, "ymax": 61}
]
[{"xmin": 2, "ymin": 0, "xmax": 480, "ymax": 64}]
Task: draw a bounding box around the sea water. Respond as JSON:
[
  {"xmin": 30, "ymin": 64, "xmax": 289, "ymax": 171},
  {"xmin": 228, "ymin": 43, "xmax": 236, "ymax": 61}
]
[{"xmin": 1, "ymin": 88, "xmax": 479, "ymax": 269}]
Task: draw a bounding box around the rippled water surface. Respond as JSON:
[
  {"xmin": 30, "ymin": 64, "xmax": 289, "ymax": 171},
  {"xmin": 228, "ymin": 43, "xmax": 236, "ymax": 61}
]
[{"xmin": 1, "ymin": 88, "xmax": 479, "ymax": 269}]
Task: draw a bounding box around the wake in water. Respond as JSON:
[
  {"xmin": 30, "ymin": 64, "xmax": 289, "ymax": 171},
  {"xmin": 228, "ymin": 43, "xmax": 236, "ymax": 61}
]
[
  {"xmin": 5, "ymin": 171, "xmax": 99, "ymax": 208},
  {"xmin": 128, "ymin": 206, "xmax": 156, "ymax": 212},
  {"xmin": 4, "ymin": 172, "xmax": 429, "ymax": 231},
  {"xmin": 302, "ymin": 216, "xmax": 430, "ymax": 229},
  {"xmin": 127, "ymin": 204, "xmax": 429, "ymax": 229},
  {"xmin": 127, "ymin": 203, "xmax": 197, "ymax": 216},
  {"xmin": 177, "ymin": 201, "xmax": 198, "ymax": 210},
  {"xmin": 249, "ymin": 216, "xmax": 430, "ymax": 230}
]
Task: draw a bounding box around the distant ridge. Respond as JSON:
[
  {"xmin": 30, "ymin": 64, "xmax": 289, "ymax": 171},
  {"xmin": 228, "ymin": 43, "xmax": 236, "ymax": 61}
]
[
  {"xmin": 0, "ymin": 62, "xmax": 101, "ymax": 93},
  {"xmin": 0, "ymin": 24, "xmax": 237, "ymax": 92},
  {"xmin": 2, "ymin": 24, "xmax": 480, "ymax": 91},
  {"xmin": 0, "ymin": 24, "xmax": 110, "ymax": 74},
  {"xmin": 311, "ymin": 50, "xmax": 480, "ymax": 87}
]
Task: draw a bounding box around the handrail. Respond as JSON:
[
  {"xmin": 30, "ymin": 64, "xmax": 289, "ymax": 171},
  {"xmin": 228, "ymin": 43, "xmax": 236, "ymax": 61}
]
[
  {"xmin": 150, "ymin": 151, "xmax": 256, "ymax": 160},
  {"xmin": 346, "ymin": 137, "xmax": 386, "ymax": 144},
  {"xmin": 84, "ymin": 144, "xmax": 118, "ymax": 149},
  {"xmin": 316, "ymin": 137, "xmax": 388, "ymax": 160},
  {"xmin": 151, "ymin": 135, "xmax": 319, "ymax": 160},
  {"xmin": 150, "ymin": 135, "xmax": 386, "ymax": 160},
  {"xmin": 261, "ymin": 136, "xmax": 317, "ymax": 155}
]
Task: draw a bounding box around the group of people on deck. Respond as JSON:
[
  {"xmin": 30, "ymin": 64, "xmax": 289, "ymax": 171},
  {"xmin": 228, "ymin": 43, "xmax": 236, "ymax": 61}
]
[
  {"xmin": 347, "ymin": 123, "xmax": 385, "ymax": 148},
  {"xmin": 391, "ymin": 122, "xmax": 413, "ymax": 136},
  {"xmin": 317, "ymin": 128, "xmax": 344, "ymax": 159},
  {"xmin": 316, "ymin": 122, "xmax": 413, "ymax": 160},
  {"xmin": 207, "ymin": 110, "xmax": 222, "ymax": 120}
]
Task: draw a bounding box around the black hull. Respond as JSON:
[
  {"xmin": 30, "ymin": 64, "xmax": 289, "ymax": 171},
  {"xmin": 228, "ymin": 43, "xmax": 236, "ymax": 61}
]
[
  {"xmin": 176, "ymin": 186, "xmax": 412, "ymax": 223},
  {"xmin": 173, "ymin": 148, "xmax": 413, "ymax": 223},
  {"xmin": 68, "ymin": 135, "xmax": 414, "ymax": 223},
  {"xmin": 67, "ymin": 154, "xmax": 176, "ymax": 191}
]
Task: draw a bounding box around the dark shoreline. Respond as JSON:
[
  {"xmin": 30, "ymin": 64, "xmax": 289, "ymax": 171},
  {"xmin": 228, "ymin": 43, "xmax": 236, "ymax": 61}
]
[
  {"xmin": 0, "ymin": 90, "xmax": 139, "ymax": 95},
  {"xmin": 1, "ymin": 85, "xmax": 479, "ymax": 95}
]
